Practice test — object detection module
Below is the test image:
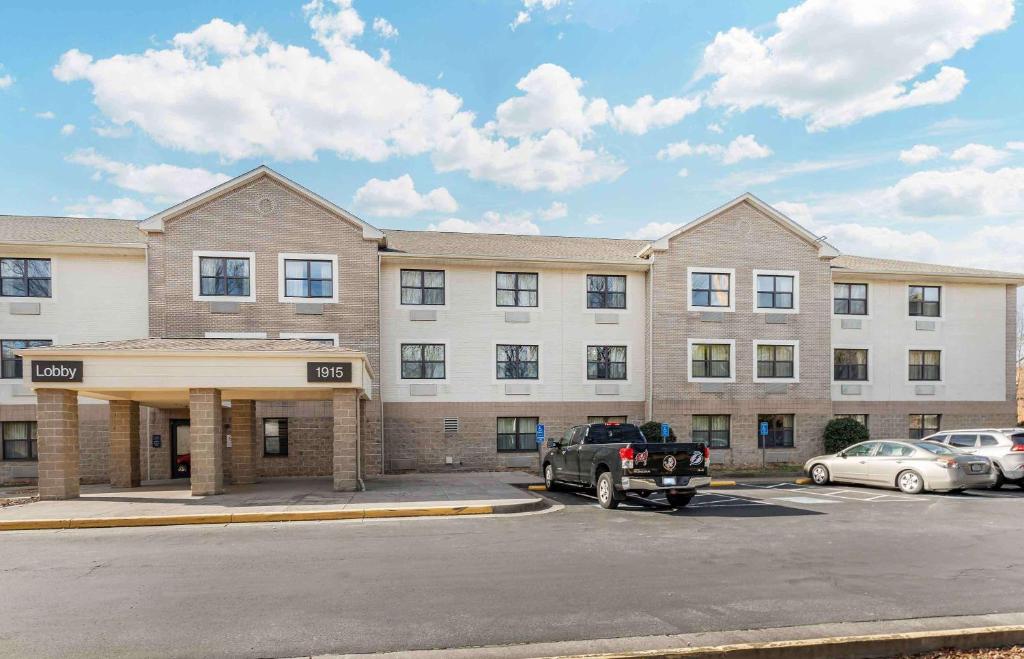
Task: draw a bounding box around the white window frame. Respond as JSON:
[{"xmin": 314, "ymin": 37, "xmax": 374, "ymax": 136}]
[
  {"xmin": 687, "ymin": 338, "xmax": 736, "ymax": 383},
  {"xmin": 203, "ymin": 332, "xmax": 267, "ymax": 339},
  {"xmin": 279, "ymin": 332, "xmax": 340, "ymax": 346},
  {"xmin": 192, "ymin": 250, "xmax": 256, "ymax": 303},
  {"xmin": 753, "ymin": 269, "xmax": 800, "ymax": 314},
  {"xmin": 752, "ymin": 339, "xmax": 800, "ymax": 383},
  {"xmin": 686, "ymin": 267, "xmax": 735, "ymax": 313},
  {"xmin": 582, "ymin": 342, "xmax": 631, "ymax": 384},
  {"xmin": 832, "ymin": 344, "xmax": 872, "ymax": 385},
  {"xmin": 278, "ymin": 253, "xmax": 339, "ymax": 304},
  {"xmin": 398, "ymin": 340, "xmax": 450, "ymax": 384}
]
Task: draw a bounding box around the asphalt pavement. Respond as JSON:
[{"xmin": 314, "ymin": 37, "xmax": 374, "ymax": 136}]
[{"xmin": 1, "ymin": 482, "xmax": 1023, "ymax": 658}]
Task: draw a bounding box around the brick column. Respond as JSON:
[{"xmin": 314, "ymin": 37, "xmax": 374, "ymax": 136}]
[
  {"xmin": 36, "ymin": 389, "xmax": 80, "ymax": 500},
  {"xmin": 332, "ymin": 389, "xmax": 358, "ymax": 491},
  {"xmin": 109, "ymin": 400, "xmax": 141, "ymax": 488},
  {"xmin": 189, "ymin": 388, "xmax": 223, "ymax": 496},
  {"xmin": 229, "ymin": 400, "xmax": 256, "ymax": 485}
]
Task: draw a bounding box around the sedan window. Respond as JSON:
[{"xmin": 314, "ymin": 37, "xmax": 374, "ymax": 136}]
[
  {"xmin": 843, "ymin": 443, "xmax": 877, "ymax": 457},
  {"xmin": 915, "ymin": 442, "xmax": 955, "ymax": 455},
  {"xmin": 877, "ymin": 443, "xmax": 915, "ymax": 457}
]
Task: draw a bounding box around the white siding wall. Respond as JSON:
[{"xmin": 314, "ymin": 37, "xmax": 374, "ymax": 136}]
[
  {"xmin": 831, "ymin": 279, "xmax": 1006, "ymax": 402},
  {"xmin": 1, "ymin": 250, "xmax": 149, "ymax": 404},
  {"xmin": 380, "ymin": 261, "xmax": 647, "ymax": 403}
]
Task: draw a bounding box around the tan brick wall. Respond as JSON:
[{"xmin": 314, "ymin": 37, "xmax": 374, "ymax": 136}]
[
  {"xmin": 189, "ymin": 388, "xmax": 223, "ymax": 495},
  {"xmin": 146, "ymin": 173, "xmax": 383, "ymax": 476},
  {"xmin": 384, "ymin": 401, "xmax": 646, "ymax": 472},
  {"xmin": 36, "ymin": 389, "xmax": 80, "ymax": 499},
  {"xmin": 332, "ymin": 389, "xmax": 359, "ymax": 490},
  {"xmin": 650, "ymin": 200, "xmax": 834, "ymax": 466},
  {"xmin": 108, "ymin": 400, "xmax": 141, "ymax": 487},
  {"xmin": 229, "ymin": 400, "xmax": 256, "ymax": 484},
  {"xmin": 834, "ymin": 401, "xmax": 1017, "ymax": 439}
]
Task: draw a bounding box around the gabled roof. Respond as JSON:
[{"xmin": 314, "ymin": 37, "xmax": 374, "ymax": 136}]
[
  {"xmin": 832, "ymin": 254, "xmax": 1024, "ymax": 283},
  {"xmin": 382, "ymin": 229, "xmax": 649, "ymax": 265},
  {"xmin": 638, "ymin": 193, "xmax": 839, "ymax": 259},
  {"xmin": 0, "ymin": 215, "xmax": 145, "ymax": 248},
  {"xmin": 138, "ymin": 165, "xmax": 385, "ymax": 242}
]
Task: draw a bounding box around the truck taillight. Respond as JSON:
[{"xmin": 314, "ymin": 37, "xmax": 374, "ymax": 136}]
[
  {"xmin": 703, "ymin": 445, "xmax": 710, "ymax": 460},
  {"xmin": 619, "ymin": 446, "xmax": 634, "ymax": 469}
]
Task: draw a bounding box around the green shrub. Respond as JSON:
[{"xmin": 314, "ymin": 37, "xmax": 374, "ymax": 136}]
[
  {"xmin": 639, "ymin": 421, "xmax": 676, "ymax": 443},
  {"xmin": 823, "ymin": 418, "xmax": 869, "ymax": 453}
]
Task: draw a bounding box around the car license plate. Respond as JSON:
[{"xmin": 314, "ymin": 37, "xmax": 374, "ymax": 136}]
[
  {"xmin": 662, "ymin": 476, "xmax": 677, "ymax": 486},
  {"xmin": 970, "ymin": 463, "xmax": 984, "ymax": 473}
]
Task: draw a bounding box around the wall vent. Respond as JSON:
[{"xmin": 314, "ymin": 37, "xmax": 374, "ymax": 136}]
[{"xmin": 443, "ymin": 417, "xmax": 460, "ymax": 433}]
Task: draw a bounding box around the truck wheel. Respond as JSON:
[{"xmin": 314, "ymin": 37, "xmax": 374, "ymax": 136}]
[
  {"xmin": 666, "ymin": 492, "xmax": 694, "ymax": 508},
  {"xmin": 543, "ymin": 464, "xmax": 561, "ymax": 492},
  {"xmin": 596, "ymin": 472, "xmax": 620, "ymax": 509}
]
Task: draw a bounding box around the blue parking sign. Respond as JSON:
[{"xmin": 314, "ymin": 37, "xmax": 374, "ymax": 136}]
[
  {"xmin": 660, "ymin": 422, "xmax": 670, "ymax": 438},
  {"xmin": 759, "ymin": 421, "xmax": 769, "ymax": 436},
  {"xmin": 536, "ymin": 424, "xmax": 545, "ymax": 444}
]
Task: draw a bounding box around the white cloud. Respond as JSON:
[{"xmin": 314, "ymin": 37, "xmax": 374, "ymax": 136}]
[
  {"xmin": 1006, "ymin": 141, "xmax": 1024, "ymax": 152},
  {"xmin": 60, "ymin": 124, "xmax": 76, "ymax": 136},
  {"xmin": 0, "ymin": 64, "xmax": 11, "ymax": 89},
  {"xmin": 609, "ymin": 95, "xmax": 701, "ymax": 135},
  {"xmin": 538, "ymin": 201, "xmax": 567, "ymax": 220},
  {"xmin": 511, "ymin": 0, "xmax": 562, "ymax": 30},
  {"xmin": 493, "ymin": 64, "xmax": 609, "ymax": 139},
  {"xmin": 93, "ymin": 123, "xmax": 132, "ymax": 138},
  {"xmin": 677, "ymin": 168, "xmax": 689, "ymax": 178},
  {"xmin": 890, "ymin": 166, "xmax": 1024, "ymax": 217},
  {"xmin": 706, "ymin": 122, "xmax": 723, "ymax": 134},
  {"xmin": 698, "ymin": 0, "xmax": 1013, "ymax": 131},
  {"xmin": 899, "ymin": 144, "xmax": 941, "ymax": 164},
  {"xmin": 65, "ymin": 196, "xmax": 150, "ymax": 220},
  {"xmin": 171, "ymin": 17, "xmax": 266, "ymax": 56},
  {"xmin": 657, "ymin": 134, "xmax": 771, "ymax": 165},
  {"xmin": 630, "ymin": 221, "xmax": 678, "ymax": 240},
  {"xmin": 35, "ymin": 111, "xmax": 55, "ymax": 120},
  {"xmin": 949, "ymin": 143, "xmax": 1010, "ymax": 169},
  {"xmin": 585, "ymin": 214, "xmax": 603, "ymax": 225},
  {"xmin": 352, "ymin": 174, "xmax": 457, "ymax": 217},
  {"xmin": 66, "ymin": 149, "xmax": 231, "ymax": 202},
  {"xmin": 719, "ymin": 154, "xmax": 882, "ymax": 187},
  {"xmin": 372, "ymin": 17, "xmax": 398, "ymax": 39},
  {"xmin": 428, "ymin": 210, "xmax": 539, "ymax": 235}
]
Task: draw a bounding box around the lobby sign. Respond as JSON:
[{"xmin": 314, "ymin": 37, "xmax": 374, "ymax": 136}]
[
  {"xmin": 31, "ymin": 360, "xmax": 84, "ymax": 383},
  {"xmin": 306, "ymin": 362, "xmax": 352, "ymax": 383}
]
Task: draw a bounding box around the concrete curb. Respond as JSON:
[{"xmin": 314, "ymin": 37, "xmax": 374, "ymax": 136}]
[
  {"xmin": 544, "ymin": 624, "xmax": 1024, "ymax": 659},
  {"xmin": 0, "ymin": 497, "xmax": 549, "ymax": 532}
]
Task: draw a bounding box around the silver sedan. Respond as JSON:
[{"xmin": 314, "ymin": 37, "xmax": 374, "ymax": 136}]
[{"xmin": 804, "ymin": 440, "xmax": 995, "ymax": 494}]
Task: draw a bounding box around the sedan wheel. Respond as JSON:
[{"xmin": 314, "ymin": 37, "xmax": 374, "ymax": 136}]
[
  {"xmin": 810, "ymin": 464, "xmax": 830, "ymax": 485},
  {"xmin": 897, "ymin": 470, "xmax": 924, "ymax": 495}
]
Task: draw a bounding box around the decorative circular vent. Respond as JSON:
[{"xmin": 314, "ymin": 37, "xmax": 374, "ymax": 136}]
[{"xmin": 256, "ymin": 197, "xmax": 275, "ymax": 216}]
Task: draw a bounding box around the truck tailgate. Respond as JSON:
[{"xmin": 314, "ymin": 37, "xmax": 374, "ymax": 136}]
[{"xmin": 626, "ymin": 442, "xmax": 707, "ymax": 477}]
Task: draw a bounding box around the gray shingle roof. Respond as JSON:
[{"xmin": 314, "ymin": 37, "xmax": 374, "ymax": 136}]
[
  {"xmin": 382, "ymin": 229, "xmax": 649, "ymax": 264},
  {"xmin": 0, "ymin": 215, "xmax": 145, "ymax": 246},
  {"xmin": 832, "ymin": 255, "xmax": 1024, "ymax": 281},
  {"xmin": 20, "ymin": 338, "xmax": 359, "ymax": 353}
]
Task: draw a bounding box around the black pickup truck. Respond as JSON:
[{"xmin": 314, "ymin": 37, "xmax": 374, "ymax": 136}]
[{"xmin": 542, "ymin": 422, "xmax": 711, "ymax": 509}]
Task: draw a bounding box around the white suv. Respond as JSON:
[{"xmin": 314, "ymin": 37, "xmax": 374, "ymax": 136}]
[{"xmin": 923, "ymin": 428, "xmax": 1024, "ymax": 489}]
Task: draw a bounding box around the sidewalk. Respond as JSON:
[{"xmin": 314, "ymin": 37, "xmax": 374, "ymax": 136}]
[{"xmin": 0, "ymin": 472, "xmax": 548, "ymax": 530}]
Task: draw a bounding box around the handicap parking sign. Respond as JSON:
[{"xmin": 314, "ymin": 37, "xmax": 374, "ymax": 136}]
[
  {"xmin": 660, "ymin": 422, "xmax": 670, "ymax": 438},
  {"xmin": 759, "ymin": 421, "xmax": 769, "ymax": 436},
  {"xmin": 536, "ymin": 424, "xmax": 545, "ymax": 444}
]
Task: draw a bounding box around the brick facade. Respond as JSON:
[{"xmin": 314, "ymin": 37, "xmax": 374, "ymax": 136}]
[
  {"xmin": 189, "ymin": 388, "xmax": 224, "ymax": 495},
  {"xmin": 108, "ymin": 400, "xmax": 141, "ymax": 488},
  {"xmin": 36, "ymin": 389, "xmax": 80, "ymax": 500}
]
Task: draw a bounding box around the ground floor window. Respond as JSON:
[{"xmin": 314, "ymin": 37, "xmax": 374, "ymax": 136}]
[
  {"xmin": 835, "ymin": 414, "xmax": 868, "ymax": 427},
  {"xmin": 757, "ymin": 414, "xmax": 794, "ymax": 448},
  {"xmin": 1, "ymin": 421, "xmax": 37, "ymax": 460},
  {"xmin": 497, "ymin": 417, "xmax": 538, "ymax": 452},
  {"xmin": 909, "ymin": 414, "xmax": 940, "ymax": 439},
  {"xmin": 587, "ymin": 416, "xmax": 627, "ymax": 424},
  {"xmin": 692, "ymin": 415, "xmax": 730, "ymax": 448},
  {"xmin": 263, "ymin": 418, "xmax": 289, "ymax": 456}
]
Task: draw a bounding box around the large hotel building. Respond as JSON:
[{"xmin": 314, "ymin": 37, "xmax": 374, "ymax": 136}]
[{"xmin": 1, "ymin": 166, "xmax": 1020, "ymax": 493}]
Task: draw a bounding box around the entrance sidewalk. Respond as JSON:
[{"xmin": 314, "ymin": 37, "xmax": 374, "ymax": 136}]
[{"xmin": 0, "ymin": 472, "xmax": 547, "ymax": 531}]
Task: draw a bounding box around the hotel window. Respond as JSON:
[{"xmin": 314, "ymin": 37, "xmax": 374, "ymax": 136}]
[
  {"xmin": 756, "ymin": 275, "xmax": 794, "ymax": 310},
  {"xmin": 2, "ymin": 421, "xmax": 37, "ymax": 461},
  {"xmin": 400, "ymin": 344, "xmax": 446, "ymax": 379},
  {"xmin": 834, "ymin": 349, "xmax": 868, "ymax": 381},
  {"xmin": 692, "ymin": 415, "xmax": 730, "ymax": 449},
  {"xmin": 497, "ymin": 416, "xmax": 538, "ymax": 452},
  {"xmin": 199, "ymin": 256, "xmax": 250, "ymax": 297},
  {"xmin": 496, "ymin": 344, "xmax": 539, "ymax": 380},
  {"xmin": 909, "ymin": 285, "xmax": 941, "ymax": 317},
  {"xmin": 909, "ymin": 350, "xmax": 941, "ymax": 381},
  {"xmin": 1, "ymin": 339, "xmax": 52, "ymax": 379},
  {"xmin": 0, "ymin": 258, "xmax": 51, "ymax": 297},
  {"xmin": 691, "ymin": 272, "xmax": 730, "ymax": 308},
  {"xmin": 496, "ymin": 272, "xmax": 538, "ymax": 307},
  {"xmin": 587, "ymin": 416, "xmax": 628, "ymax": 424},
  {"xmin": 835, "ymin": 414, "xmax": 868, "ymax": 427},
  {"xmin": 758, "ymin": 414, "xmax": 794, "ymax": 448},
  {"xmin": 586, "ymin": 274, "xmax": 626, "ymax": 309},
  {"xmin": 587, "ymin": 345, "xmax": 627, "ymax": 380},
  {"xmin": 263, "ymin": 418, "xmax": 288, "ymax": 456},
  {"xmin": 284, "ymin": 259, "xmax": 333, "ymax": 298},
  {"xmin": 401, "ymin": 269, "xmax": 445, "ymax": 305},
  {"xmin": 691, "ymin": 343, "xmax": 730, "ymax": 379},
  {"xmin": 834, "ymin": 283, "xmax": 868, "ymax": 315},
  {"xmin": 909, "ymin": 414, "xmax": 940, "ymax": 440},
  {"xmin": 757, "ymin": 344, "xmax": 794, "ymax": 379}
]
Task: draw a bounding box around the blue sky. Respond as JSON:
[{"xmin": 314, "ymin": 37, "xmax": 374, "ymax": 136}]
[{"xmin": 1, "ymin": 0, "xmax": 1023, "ymax": 271}]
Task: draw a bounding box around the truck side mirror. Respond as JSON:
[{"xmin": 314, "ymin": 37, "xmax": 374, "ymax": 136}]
[{"xmin": 546, "ymin": 439, "xmax": 559, "ymax": 449}]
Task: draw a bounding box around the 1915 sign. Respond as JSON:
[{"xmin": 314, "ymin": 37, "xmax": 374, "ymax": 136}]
[
  {"xmin": 31, "ymin": 360, "xmax": 84, "ymax": 383},
  {"xmin": 306, "ymin": 362, "xmax": 352, "ymax": 383}
]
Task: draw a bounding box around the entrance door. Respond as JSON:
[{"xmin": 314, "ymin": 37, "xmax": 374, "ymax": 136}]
[{"xmin": 170, "ymin": 420, "xmax": 191, "ymax": 479}]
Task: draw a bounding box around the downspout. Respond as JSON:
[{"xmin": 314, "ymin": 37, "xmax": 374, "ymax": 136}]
[
  {"xmin": 647, "ymin": 255, "xmax": 655, "ymax": 422},
  {"xmin": 357, "ymin": 395, "xmax": 365, "ymax": 492},
  {"xmin": 377, "ymin": 249, "xmax": 385, "ymax": 478}
]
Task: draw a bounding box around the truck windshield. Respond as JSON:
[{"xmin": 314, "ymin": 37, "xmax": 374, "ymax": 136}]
[{"xmin": 587, "ymin": 424, "xmax": 645, "ymax": 444}]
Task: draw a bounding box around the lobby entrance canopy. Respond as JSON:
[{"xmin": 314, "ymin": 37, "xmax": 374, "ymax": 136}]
[{"xmin": 18, "ymin": 338, "xmax": 373, "ymax": 500}]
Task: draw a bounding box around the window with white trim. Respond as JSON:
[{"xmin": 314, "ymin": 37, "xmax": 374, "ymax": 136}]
[
  {"xmin": 284, "ymin": 259, "xmax": 333, "ymax": 298},
  {"xmin": 0, "ymin": 258, "xmax": 51, "ymax": 297}
]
